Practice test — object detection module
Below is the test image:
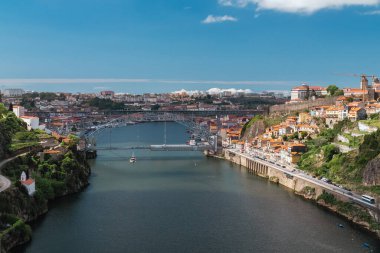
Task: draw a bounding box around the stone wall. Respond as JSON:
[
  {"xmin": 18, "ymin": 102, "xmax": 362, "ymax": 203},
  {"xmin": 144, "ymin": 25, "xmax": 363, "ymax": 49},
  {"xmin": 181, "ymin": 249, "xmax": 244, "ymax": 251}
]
[
  {"xmin": 224, "ymin": 150, "xmax": 324, "ymax": 198},
  {"xmin": 358, "ymin": 122, "xmax": 378, "ymax": 133},
  {"xmin": 269, "ymin": 97, "xmax": 336, "ymax": 114}
]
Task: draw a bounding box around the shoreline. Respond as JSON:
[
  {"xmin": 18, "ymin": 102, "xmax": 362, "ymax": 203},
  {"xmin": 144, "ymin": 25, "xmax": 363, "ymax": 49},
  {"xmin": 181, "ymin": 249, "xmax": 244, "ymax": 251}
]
[
  {"xmin": 0, "ymin": 151, "xmax": 91, "ymax": 253},
  {"xmin": 211, "ymin": 150, "xmax": 380, "ymax": 240}
]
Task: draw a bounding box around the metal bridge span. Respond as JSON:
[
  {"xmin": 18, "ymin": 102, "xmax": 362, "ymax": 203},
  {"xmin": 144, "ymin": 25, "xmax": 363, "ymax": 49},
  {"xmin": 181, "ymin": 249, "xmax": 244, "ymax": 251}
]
[
  {"xmin": 83, "ymin": 112, "xmax": 219, "ymax": 153},
  {"xmin": 95, "ymin": 144, "xmax": 212, "ymax": 152}
]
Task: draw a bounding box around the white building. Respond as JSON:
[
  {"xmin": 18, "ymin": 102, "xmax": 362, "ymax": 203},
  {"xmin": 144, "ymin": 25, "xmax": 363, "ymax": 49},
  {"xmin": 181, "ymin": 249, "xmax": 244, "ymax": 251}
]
[
  {"xmin": 20, "ymin": 116, "xmax": 40, "ymax": 130},
  {"xmin": 13, "ymin": 105, "xmax": 25, "ymax": 117},
  {"xmin": 2, "ymin": 89, "xmax": 25, "ymax": 97},
  {"xmin": 290, "ymin": 85, "xmax": 327, "ymax": 102},
  {"xmin": 20, "ymin": 171, "xmax": 36, "ymax": 196}
]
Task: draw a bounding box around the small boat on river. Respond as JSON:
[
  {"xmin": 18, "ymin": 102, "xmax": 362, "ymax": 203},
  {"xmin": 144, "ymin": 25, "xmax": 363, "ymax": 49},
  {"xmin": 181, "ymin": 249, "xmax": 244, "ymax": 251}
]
[{"xmin": 130, "ymin": 153, "xmax": 136, "ymax": 163}]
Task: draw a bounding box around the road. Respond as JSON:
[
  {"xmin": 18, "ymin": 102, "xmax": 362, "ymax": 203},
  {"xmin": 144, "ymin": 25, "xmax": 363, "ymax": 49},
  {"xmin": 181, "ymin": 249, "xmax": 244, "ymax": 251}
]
[
  {"xmin": 228, "ymin": 149, "xmax": 378, "ymax": 210},
  {"xmin": 0, "ymin": 157, "xmax": 13, "ymax": 192},
  {"xmin": 0, "ymin": 154, "xmax": 27, "ymax": 192}
]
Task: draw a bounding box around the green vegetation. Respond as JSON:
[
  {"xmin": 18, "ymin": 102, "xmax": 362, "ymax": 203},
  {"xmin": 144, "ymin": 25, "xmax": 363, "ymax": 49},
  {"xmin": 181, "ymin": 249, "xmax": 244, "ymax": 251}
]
[
  {"xmin": 20, "ymin": 92, "xmax": 65, "ymax": 109},
  {"xmin": 241, "ymin": 115, "xmax": 264, "ymax": 136},
  {"xmin": 360, "ymin": 119, "xmax": 380, "ymax": 128},
  {"xmin": 0, "ymin": 214, "xmax": 32, "ymax": 245},
  {"xmin": 241, "ymin": 114, "xmax": 289, "ymax": 137},
  {"xmin": 88, "ymin": 97, "xmax": 125, "ymax": 110},
  {"xmin": 228, "ymin": 96, "xmax": 282, "ymax": 109},
  {"xmin": 326, "ymin": 85, "xmax": 344, "ymax": 96},
  {"xmin": 299, "ymin": 117, "xmax": 380, "ymax": 188},
  {"xmin": 151, "ymin": 104, "xmax": 160, "ymax": 111},
  {"xmin": 0, "ymin": 104, "xmax": 90, "ymax": 251},
  {"xmin": 317, "ymin": 192, "xmax": 379, "ymax": 230},
  {"xmin": 301, "ymin": 186, "xmax": 316, "ymax": 196},
  {"xmin": 263, "ymin": 116, "xmax": 284, "ymax": 128},
  {"xmin": 0, "ymin": 103, "xmax": 28, "ymax": 159}
]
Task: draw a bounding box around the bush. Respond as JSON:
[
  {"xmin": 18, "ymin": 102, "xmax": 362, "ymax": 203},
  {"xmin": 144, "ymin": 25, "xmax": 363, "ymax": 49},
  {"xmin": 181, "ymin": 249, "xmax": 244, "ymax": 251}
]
[
  {"xmin": 35, "ymin": 177, "xmax": 55, "ymax": 200},
  {"xmin": 317, "ymin": 191, "xmax": 338, "ymax": 205}
]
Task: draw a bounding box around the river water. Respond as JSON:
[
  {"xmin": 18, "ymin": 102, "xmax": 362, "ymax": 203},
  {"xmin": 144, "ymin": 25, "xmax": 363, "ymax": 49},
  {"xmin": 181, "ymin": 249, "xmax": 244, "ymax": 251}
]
[{"xmin": 14, "ymin": 123, "xmax": 380, "ymax": 253}]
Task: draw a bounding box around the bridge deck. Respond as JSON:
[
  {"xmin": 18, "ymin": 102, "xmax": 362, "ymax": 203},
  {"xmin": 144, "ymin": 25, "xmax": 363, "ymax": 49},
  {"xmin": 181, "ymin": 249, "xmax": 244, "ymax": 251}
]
[{"xmin": 95, "ymin": 144, "xmax": 212, "ymax": 151}]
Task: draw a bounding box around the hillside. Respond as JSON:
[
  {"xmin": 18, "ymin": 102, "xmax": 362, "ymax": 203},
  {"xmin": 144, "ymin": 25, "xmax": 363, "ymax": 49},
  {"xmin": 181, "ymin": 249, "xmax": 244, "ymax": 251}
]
[
  {"xmin": 0, "ymin": 103, "xmax": 91, "ymax": 252},
  {"xmin": 0, "ymin": 104, "xmax": 28, "ymax": 159},
  {"xmin": 298, "ymin": 118, "xmax": 380, "ymax": 195}
]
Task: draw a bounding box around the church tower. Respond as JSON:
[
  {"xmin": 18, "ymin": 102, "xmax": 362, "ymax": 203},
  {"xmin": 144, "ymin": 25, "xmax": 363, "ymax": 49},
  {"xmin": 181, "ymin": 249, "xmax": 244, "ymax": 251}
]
[{"xmin": 360, "ymin": 75, "xmax": 369, "ymax": 90}]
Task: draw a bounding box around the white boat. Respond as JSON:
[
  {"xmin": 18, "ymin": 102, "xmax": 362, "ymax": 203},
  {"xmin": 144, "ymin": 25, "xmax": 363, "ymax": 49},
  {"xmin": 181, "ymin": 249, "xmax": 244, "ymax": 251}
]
[{"xmin": 130, "ymin": 153, "xmax": 136, "ymax": 163}]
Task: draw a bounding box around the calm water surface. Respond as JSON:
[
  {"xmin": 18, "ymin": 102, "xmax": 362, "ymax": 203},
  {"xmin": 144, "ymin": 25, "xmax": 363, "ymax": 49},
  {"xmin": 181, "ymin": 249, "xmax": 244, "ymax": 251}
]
[{"xmin": 14, "ymin": 123, "xmax": 380, "ymax": 253}]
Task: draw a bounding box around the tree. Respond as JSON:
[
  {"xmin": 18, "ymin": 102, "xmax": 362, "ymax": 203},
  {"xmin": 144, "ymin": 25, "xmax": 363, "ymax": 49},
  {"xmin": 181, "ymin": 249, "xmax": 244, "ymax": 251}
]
[
  {"xmin": 151, "ymin": 104, "xmax": 160, "ymax": 111},
  {"xmin": 335, "ymin": 89, "xmax": 344, "ymax": 96},
  {"xmin": 8, "ymin": 103, "xmax": 13, "ymax": 112},
  {"xmin": 310, "ymin": 89, "xmax": 317, "ymax": 98},
  {"xmin": 326, "ymin": 85, "xmax": 341, "ymax": 96}
]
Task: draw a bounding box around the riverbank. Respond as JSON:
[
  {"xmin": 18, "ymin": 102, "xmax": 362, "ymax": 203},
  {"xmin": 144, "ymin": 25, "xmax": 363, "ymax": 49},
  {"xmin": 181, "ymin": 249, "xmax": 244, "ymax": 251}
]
[
  {"xmin": 0, "ymin": 150, "xmax": 91, "ymax": 253},
  {"xmin": 215, "ymin": 149, "xmax": 380, "ymax": 239}
]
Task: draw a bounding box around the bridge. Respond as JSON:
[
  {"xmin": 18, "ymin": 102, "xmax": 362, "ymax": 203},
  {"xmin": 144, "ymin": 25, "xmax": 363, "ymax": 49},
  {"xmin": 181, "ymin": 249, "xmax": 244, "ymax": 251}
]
[
  {"xmin": 81, "ymin": 112, "xmax": 219, "ymax": 154},
  {"xmin": 28, "ymin": 109, "xmax": 265, "ymax": 118},
  {"xmin": 96, "ymin": 144, "xmax": 213, "ymax": 152}
]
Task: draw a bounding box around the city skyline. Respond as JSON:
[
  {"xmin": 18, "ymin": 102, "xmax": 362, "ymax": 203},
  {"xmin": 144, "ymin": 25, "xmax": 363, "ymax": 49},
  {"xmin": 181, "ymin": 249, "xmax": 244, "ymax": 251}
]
[{"xmin": 1, "ymin": 0, "xmax": 380, "ymax": 93}]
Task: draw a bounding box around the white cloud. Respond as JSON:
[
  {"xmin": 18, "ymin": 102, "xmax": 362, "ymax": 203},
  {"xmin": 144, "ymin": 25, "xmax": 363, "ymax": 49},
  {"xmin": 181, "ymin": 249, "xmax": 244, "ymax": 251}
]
[
  {"xmin": 218, "ymin": 0, "xmax": 380, "ymax": 14},
  {"xmin": 173, "ymin": 88, "xmax": 253, "ymax": 95},
  {"xmin": 202, "ymin": 15, "xmax": 238, "ymax": 24},
  {"xmin": 207, "ymin": 88, "xmax": 253, "ymax": 94}
]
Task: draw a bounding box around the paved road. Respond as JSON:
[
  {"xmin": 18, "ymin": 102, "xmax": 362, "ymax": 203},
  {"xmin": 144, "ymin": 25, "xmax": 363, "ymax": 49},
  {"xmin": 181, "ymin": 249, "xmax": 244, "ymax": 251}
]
[
  {"xmin": 0, "ymin": 157, "xmax": 14, "ymax": 192},
  {"xmin": 0, "ymin": 154, "xmax": 27, "ymax": 192},
  {"xmin": 228, "ymin": 149, "xmax": 378, "ymax": 210}
]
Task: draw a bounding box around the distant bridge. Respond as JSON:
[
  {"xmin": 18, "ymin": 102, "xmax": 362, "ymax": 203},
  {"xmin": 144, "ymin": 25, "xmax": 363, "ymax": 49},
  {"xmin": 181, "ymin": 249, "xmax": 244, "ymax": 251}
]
[
  {"xmin": 28, "ymin": 109, "xmax": 265, "ymax": 118},
  {"xmin": 82, "ymin": 112, "xmax": 219, "ymax": 153},
  {"xmin": 96, "ymin": 144, "xmax": 213, "ymax": 152}
]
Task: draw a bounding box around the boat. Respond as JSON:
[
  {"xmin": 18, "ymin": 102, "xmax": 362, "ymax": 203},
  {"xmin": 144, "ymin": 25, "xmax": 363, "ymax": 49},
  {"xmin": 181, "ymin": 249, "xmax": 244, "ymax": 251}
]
[{"xmin": 130, "ymin": 153, "xmax": 136, "ymax": 163}]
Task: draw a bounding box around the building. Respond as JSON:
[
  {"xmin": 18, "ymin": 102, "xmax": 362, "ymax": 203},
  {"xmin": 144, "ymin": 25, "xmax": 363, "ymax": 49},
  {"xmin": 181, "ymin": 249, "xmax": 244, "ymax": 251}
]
[
  {"xmin": 372, "ymin": 77, "xmax": 380, "ymax": 100},
  {"xmin": 343, "ymin": 75, "xmax": 376, "ymax": 101},
  {"xmin": 290, "ymin": 85, "xmax": 327, "ymax": 102},
  {"xmin": 2, "ymin": 89, "xmax": 25, "ymax": 97},
  {"xmin": 100, "ymin": 90, "xmax": 115, "ymax": 98},
  {"xmin": 343, "ymin": 88, "xmax": 368, "ymax": 99},
  {"xmin": 20, "ymin": 116, "xmax": 40, "ymax": 130},
  {"xmin": 20, "ymin": 171, "xmax": 36, "ymax": 196},
  {"xmin": 12, "ymin": 105, "xmax": 25, "ymax": 117},
  {"xmin": 348, "ymin": 107, "xmax": 366, "ymax": 121},
  {"xmin": 291, "ymin": 85, "xmax": 309, "ymax": 101}
]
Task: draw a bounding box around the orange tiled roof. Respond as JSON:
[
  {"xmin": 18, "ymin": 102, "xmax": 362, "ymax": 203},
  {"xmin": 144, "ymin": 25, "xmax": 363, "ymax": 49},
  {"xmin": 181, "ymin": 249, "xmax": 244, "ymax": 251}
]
[{"xmin": 21, "ymin": 179, "xmax": 35, "ymax": 185}]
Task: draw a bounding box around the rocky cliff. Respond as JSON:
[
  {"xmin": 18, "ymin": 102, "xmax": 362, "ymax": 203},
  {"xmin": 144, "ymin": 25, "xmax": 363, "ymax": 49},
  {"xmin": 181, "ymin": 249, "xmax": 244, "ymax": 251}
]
[
  {"xmin": 363, "ymin": 156, "xmax": 380, "ymax": 186},
  {"xmin": 0, "ymin": 151, "xmax": 91, "ymax": 252},
  {"xmin": 242, "ymin": 120, "xmax": 266, "ymax": 140}
]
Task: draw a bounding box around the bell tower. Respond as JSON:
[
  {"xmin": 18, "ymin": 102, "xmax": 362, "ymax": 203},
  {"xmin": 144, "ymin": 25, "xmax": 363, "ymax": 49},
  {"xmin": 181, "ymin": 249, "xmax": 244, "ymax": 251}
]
[{"xmin": 360, "ymin": 75, "xmax": 368, "ymax": 90}]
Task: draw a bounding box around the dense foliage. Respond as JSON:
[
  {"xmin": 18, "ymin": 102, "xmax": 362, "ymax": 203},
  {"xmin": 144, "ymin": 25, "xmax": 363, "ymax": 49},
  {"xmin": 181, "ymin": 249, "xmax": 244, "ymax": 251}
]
[
  {"xmin": 229, "ymin": 96, "xmax": 283, "ymax": 107},
  {"xmin": 88, "ymin": 97, "xmax": 125, "ymax": 110},
  {"xmin": 317, "ymin": 191, "xmax": 379, "ymax": 229},
  {"xmin": 0, "ymin": 104, "xmax": 27, "ymax": 159},
  {"xmin": 299, "ymin": 118, "xmax": 380, "ymax": 186},
  {"xmin": 241, "ymin": 115, "xmax": 264, "ymax": 136},
  {"xmin": 326, "ymin": 85, "xmax": 344, "ymax": 96}
]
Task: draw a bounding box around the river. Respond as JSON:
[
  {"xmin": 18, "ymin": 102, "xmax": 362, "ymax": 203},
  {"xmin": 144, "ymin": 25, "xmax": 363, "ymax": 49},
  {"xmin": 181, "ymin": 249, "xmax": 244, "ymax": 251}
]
[{"xmin": 14, "ymin": 122, "xmax": 380, "ymax": 253}]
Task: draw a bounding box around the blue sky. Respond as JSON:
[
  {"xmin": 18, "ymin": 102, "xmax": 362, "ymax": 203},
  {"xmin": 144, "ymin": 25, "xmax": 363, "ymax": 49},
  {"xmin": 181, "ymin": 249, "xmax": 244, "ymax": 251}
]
[{"xmin": 0, "ymin": 0, "xmax": 380, "ymax": 93}]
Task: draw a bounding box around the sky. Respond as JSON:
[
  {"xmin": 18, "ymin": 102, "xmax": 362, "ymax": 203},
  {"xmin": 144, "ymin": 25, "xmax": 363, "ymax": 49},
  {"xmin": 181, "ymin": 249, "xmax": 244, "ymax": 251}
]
[{"xmin": 0, "ymin": 0, "xmax": 380, "ymax": 94}]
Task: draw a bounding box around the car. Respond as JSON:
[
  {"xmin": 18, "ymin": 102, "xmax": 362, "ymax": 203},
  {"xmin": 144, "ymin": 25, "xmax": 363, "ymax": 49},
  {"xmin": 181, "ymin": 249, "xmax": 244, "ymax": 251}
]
[{"xmin": 347, "ymin": 192, "xmax": 353, "ymax": 196}]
